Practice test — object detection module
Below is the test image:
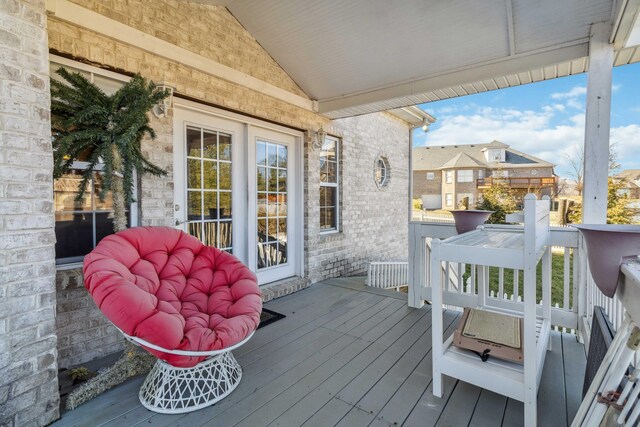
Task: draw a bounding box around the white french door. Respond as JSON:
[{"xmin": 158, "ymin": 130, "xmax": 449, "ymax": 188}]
[
  {"xmin": 173, "ymin": 102, "xmax": 302, "ymax": 284},
  {"xmin": 248, "ymin": 127, "xmax": 299, "ymax": 283}
]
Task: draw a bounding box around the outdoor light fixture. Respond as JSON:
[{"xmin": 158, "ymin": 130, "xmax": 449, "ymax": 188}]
[
  {"xmin": 313, "ymin": 126, "xmax": 327, "ymax": 149},
  {"xmin": 152, "ymin": 85, "xmax": 174, "ymax": 118},
  {"xmin": 422, "ymin": 123, "xmax": 429, "ymax": 132}
]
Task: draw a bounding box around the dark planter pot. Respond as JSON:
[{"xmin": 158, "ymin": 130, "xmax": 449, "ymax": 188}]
[
  {"xmin": 451, "ymin": 210, "xmax": 494, "ymax": 234},
  {"xmin": 573, "ymin": 224, "xmax": 640, "ymax": 298}
]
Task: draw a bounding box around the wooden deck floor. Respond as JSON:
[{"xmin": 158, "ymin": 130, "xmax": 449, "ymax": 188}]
[{"xmin": 53, "ymin": 277, "xmax": 586, "ymax": 427}]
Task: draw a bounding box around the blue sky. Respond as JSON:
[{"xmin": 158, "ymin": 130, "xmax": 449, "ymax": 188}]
[{"xmin": 413, "ymin": 62, "xmax": 640, "ymax": 178}]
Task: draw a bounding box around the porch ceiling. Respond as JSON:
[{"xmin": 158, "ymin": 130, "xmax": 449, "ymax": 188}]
[{"xmin": 190, "ymin": 0, "xmax": 640, "ymax": 118}]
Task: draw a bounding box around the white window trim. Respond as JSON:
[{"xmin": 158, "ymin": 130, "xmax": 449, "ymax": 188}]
[{"xmin": 320, "ymin": 135, "xmax": 340, "ymax": 234}]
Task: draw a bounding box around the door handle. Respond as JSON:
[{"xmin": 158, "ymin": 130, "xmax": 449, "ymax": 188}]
[{"xmin": 175, "ymin": 219, "xmax": 187, "ymax": 226}]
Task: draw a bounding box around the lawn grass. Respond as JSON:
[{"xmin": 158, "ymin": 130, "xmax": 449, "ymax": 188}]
[{"xmin": 463, "ymin": 251, "xmax": 573, "ymax": 308}]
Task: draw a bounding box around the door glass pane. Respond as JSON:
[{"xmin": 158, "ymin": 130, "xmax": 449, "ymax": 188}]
[
  {"xmin": 219, "ymin": 133, "xmax": 232, "ymax": 161},
  {"xmin": 202, "ymin": 131, "xmax": 217, "ymax": 159},
  {"xmin": 257, "ymin": 140, "xmax": 288, "ymax": 270},
  {"xmin": 187, "ymin": 159, "xmax": 201, "ymax": 189},
  {"xmin": 202, "ymin": 161, "xmax": 217, "ymax": 190},
  {"xmin": 184, "ymin": 126, "xmax": 233, "ymax": 253},
  {"xmin": 186, "ymin": 127, "xmax": 201, "ymax": 157}
]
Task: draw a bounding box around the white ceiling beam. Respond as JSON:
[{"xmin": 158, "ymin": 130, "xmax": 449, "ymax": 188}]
[
  {"xmin": 610, "ymin": 0, "xmax": 640, "ymax": 48},
  {"xmin": 318, "ymin": 43, "xmax": 589, "ymax": 115}
]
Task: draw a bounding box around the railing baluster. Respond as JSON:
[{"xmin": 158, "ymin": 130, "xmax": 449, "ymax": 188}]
[
  {"xmin": 499, "ymin": 267, "xmax": 504, "ymax": 300},
  {"xmin": 563, "ymin": 248, "xmax": 570, "ymax": 309}
]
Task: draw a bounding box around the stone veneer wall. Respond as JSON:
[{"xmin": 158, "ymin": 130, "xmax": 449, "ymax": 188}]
[
  {"xmin": 0, "ymin": 0, "xmax": 60, "ymax": 425},
  {"xmin": 46, "ymin": 1, "xmax": 412, "ymax": 373}
]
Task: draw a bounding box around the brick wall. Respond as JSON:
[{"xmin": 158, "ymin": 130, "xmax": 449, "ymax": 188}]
[
  {"xmin": 46, "ymin": 2, "xmax": 412, "ymax": 370},
  {"xmin": 0, "ymin": 0, "xmax": 59, "ymax": 425},
  {"xmin": 306, "ymin": 114, "xmax": 410, "ymax": 282},
  {"xmin": 55, "ymin": 269, "xmax": 124, "ymax": 369},
  {"xmin": 412, "ymin": 170, "xmax": 441, "ymax": 199}
]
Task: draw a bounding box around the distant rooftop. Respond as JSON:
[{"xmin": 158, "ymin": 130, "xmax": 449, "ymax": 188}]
[
  {"xmin": 614, "ymin": 169, "xmax": 640, "ymax": 182},
  {"xmin": 413, "ymin": 141, "xmax": 555, "ymax": 171}
]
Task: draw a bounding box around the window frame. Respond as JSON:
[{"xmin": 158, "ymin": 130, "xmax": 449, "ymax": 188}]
[
  {"xmin": 445, "ymin": 193, "xmax": 453, "ymax": 207},
  {"xmin": 444, "ymin": 170, "xmax": 453, "ymax": 184},
  {"xmin": 51, "ymin": 57, "xmax": 138, "ymax": 267},
  {"xmin": 374, "ymin": 155, "xmax": 391, "ymax": 189},
  {"xmin": 457, "ymin": 169, "xmax": 474, "ymax": 183},
  {"xmin": 426, "ymin": 172, "xmax": 435, "ymax": 180},
  {"xmin": 54, "ymin": 161, "xmax": 138, "ymax": 266},
  {"xmin": 319, "ymin": 135, "xmax": 340, "ymax": 234}
]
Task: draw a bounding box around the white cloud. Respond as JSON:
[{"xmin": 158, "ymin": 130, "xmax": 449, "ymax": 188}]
[
  {"xmin": 551, "ymin": 86, "xmax": 586, "ymax": 99},
  {"xmin": 417, "ymin": 106, "xmax": 640, "ymax": 178}
]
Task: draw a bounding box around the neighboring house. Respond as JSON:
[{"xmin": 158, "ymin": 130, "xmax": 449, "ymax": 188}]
[
  {"xmin": 614, "ymin": 169, "xmax": 640, "ymax": 198},
  {"xmin": 413, "ymin": 140, "xmax": 556, "ymax": 209}
]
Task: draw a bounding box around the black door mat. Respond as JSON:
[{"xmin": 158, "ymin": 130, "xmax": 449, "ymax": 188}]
[{"xmin": 259, "ymin": 308, "xmax": 286, "ymax": 329}]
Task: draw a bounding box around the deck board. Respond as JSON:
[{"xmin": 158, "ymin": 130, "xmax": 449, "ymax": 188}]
[{"xmin": 52, "ymin": 277, "xmax": 585, "ymax": 427}]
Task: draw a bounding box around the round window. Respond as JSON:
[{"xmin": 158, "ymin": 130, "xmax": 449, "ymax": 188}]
[{"xmin": 374, "ymin": 155, "xmax": 390, "ymax": 189}]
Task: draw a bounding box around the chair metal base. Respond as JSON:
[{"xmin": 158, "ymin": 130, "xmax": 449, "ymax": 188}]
[{"xmin": 138, "ymin": 350, "xmax": 242, "ymax": 414}]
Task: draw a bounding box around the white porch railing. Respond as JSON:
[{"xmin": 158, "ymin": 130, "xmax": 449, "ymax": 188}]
[
  {"xmin": 367, "ymin": 262, "xmax": 408, "ymax": 290},
  {"xmin": 408, "ymin": 222, "xmax": 616, "ymax": 338}
]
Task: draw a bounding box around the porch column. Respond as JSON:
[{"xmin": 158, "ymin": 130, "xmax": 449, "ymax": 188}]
[
  {"xmin": 582, "ymin": 22, "xmax": 613, "ymax": 224},
  {"xmin": 0, "ymin": 1, "xmax": 59, "ymax": 425}
]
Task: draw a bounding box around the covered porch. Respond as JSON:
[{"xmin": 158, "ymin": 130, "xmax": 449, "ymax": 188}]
[
  {"xmin": 53, "ymin": 277, "xmax": 585, "ymax": 427},
  {"xmin": 2, "ymin": 0, "xmax": 640, "ymax": 426}
]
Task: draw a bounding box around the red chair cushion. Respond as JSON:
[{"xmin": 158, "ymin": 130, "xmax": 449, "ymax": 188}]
[{"xmin": 83, "ymin": 227, "xmax": 262, "ymax": 368}]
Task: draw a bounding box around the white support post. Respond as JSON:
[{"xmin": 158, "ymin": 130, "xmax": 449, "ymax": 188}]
[
  {"xmin": 431, "ymin": 239, "xmax": 444, "ymax": 397},
  {"xmin": 582, "ymin": 21, "xmax": 614, "ymax": 224},
  {"xmin": 409, "ymin": 225, "xmax": 426, "ymax": 308}
]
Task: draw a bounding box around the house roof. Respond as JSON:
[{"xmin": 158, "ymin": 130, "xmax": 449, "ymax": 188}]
[
  {"xmin": 413, "ymin": 142, "xmax": 555, "ymax": 171},
  {"xmin": 387, "ymin": 106, "xmax": 437, "ymax": 127},
  {"xmin": 481, "ymin": 140, "xmax": 509, "ymax": 151},
  {"xmin": 203, "ymin": 0, "xmax": 640, "ymax": 119},
  {"xmin": 438, "ymin": 153, "xmax": 488, "ymax": 170},
  {"xmin": 614, "ymin": 169, "xmax": 640, "ymax": 182}
]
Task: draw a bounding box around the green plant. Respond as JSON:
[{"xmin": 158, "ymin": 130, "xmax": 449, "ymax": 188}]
[
  {"xmin": 51, "ymin": 68, "xmax": 167, "ymax": 409},
  {"xmin": 69, "ymin": 367, "xmax": 95, "ymax": 383},
  {"xmin": 568, "ymin": 177, "xmax": 633, "ymax": 224},
  {"xmin": 50, "ymin": 68, "xmax": 169, "ymax": 232},
  {"xmin": 475, "ymin": 175, "xmax": 518, "ymax": 224},
  {"xmin": 412, "ymin": 198, "xmax": 422, "ymax": 210}
]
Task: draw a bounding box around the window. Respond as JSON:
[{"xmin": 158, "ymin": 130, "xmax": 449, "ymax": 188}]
[
  {"xmin": 445, "ymin": 193, "xmax": 453, "ymax": 207},
  {"xmin": 444, "ymin": 170, "xmax": 453, "ymax": 184},
  {"xmin": 374, "ymin": 155, "xmax": 390, "ymax": 188},
  {"xmin": 457, "ymin": 170, "xmax": 473, "ymax": 183},
  {"xmin": 478, "ymin": 169, "xmax": 485, "ymax": 179},
  {"xmin": 51, "ymin": 58, "xmax": 132, "ymax": 265},
  {"xmin": 320, "ymin": 136, "xmax": 339, "ymax": 232},
  {"xmin": 493, "ymin": 170, "xmax": 509, "ymax": 178},
  {"xmin": 54, "ymin": 165, "xmax": 132, "ymax": 265},
  {"xmin": 426, "ymin": 172, "xmax": 435, "ymax": 180}
]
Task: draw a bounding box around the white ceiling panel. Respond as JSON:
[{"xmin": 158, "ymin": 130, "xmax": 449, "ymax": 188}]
[
  {"xmin": 512, "ymin": 0, "xmax": 612, "ymax": 53},
  {"xmin": 192, "ymin": 0, "xmax": 640, "ymax": 117},
  {"xmin": 227, "ymin": 0, "xmax": 511, "ymax": 100}
]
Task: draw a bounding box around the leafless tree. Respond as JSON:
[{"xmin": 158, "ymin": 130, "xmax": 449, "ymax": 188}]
[{"xmin": 564, "ymin": 143, "xmax": 620, "ymax": 196}]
